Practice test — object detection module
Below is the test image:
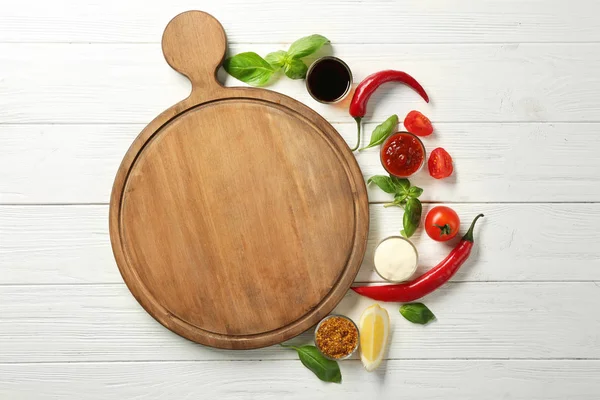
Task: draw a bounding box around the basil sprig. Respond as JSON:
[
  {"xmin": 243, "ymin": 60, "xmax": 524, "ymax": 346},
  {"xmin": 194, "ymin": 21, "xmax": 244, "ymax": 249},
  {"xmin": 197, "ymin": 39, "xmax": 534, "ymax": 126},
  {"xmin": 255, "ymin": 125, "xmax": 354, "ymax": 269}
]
[
  {"xmin": 222, "ymin": 52, "xmax": 275, "ymax": 87},
  {"xmin": 367, "ymin": 175, "xmax": 424, "ymax": 238},
  {"xmin": 366, "ymin": 175, "xmax": 397, "ymax": 194},
  {"xmin": 264, "ymin": 50, "xmax": 287, "ymax": 69},
  {"xmin": 283, "ymin": 58, "xmax": 309, "ymax": 79},
  {"xmin": 359, "ymin": 114, "xmax": 398, "ymax": 151},
  {"xmin": 224, "ymin": 35, "xmax": 330, "ymax": 86},
  {"xmin": 281, "ymin": 344, "xmax": 342, "ymax": 383},
  {"xmin": 401, "ymin": 197, "xmax": 422, "ymax": 238},
  {"xmin": 287, "ymin": 34, "xmax": 330, "ymax": 58},
  {"xmin": 400, "ymin": 303, "xmax": 436, "ymax": 324}
]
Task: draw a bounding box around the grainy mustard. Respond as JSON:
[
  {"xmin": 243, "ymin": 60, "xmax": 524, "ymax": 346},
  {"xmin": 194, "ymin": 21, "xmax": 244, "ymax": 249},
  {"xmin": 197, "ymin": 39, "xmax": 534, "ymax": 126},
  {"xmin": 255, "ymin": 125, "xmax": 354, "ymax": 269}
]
[{"xmin": 315, "ymin": 316, "xmax": 358, "ymax": 359}]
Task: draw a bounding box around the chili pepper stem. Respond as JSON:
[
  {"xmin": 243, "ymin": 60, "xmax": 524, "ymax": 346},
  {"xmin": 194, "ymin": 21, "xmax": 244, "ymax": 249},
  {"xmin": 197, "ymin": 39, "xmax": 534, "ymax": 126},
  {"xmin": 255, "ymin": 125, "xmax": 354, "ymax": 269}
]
[
  {"xmin": 349, "ymin": 117, "xmax": 362, "ymax": 152},
  {"xmin": 462, "ymin": 214, "xmax": 484, "ymax": 242}
]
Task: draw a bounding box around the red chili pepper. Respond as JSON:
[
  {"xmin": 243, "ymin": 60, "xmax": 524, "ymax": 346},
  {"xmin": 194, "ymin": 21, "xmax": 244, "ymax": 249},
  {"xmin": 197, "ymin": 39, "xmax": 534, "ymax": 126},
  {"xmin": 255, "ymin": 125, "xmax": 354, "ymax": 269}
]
[
  {"xmin": 352, "ymin": 214, "xmax": 484, "ymax": 302},
  {"xmin": 348, "ymin": 70, "xmax": 429, "ymax": 151}
]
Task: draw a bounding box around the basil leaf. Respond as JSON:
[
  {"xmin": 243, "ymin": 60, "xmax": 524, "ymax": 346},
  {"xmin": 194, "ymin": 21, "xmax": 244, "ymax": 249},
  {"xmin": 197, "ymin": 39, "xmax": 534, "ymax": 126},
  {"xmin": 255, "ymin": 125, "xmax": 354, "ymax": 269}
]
[
  {"xmin": 281, "ymin": 345, "xmax": 341, "ymax": 383},
  {"xmin": 400, "ymin": 303, "xmax": 436, "ymax": 324},
  {"xmin": 359, "ymin": 115, "xmax": 399, "ymax": 151},
  {"xmin": 401, "ymin": 197, "xmax": 422, "ymax": 238},
  {"xmin": 390, "ymin": 176, "xmax": 410, "ymax": 193},
  {"xmin": 394, "ymin": 193, "xmax": 408, "ymax": 205},
  {"xmin": 265, "ymin": 50, "xmax": 288, "ymax": 70},
  {"xmin": 367, "ymin": 175, "xmax": 397, "ymax": 194},
  {"xmin": 287, "ymin": 34, "xmax": 330, "ymax": 59},
  {"xmin": 408, "ymin": 186, "xmax": 424, "ymax": 198},
  {"xmin": 284, "ymin": 58, "xmax": 309, "ymax": 79},
  {"xmin": 223, "ymin": 52, "xmax": 274, "ymax": 87}
]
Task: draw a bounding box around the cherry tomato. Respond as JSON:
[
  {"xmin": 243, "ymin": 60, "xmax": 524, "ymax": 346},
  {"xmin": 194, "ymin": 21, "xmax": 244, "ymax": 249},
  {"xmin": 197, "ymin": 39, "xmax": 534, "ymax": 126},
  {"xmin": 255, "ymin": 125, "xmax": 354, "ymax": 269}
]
[
  {"xmin": 404, "ymin": 110, "xmax": 433, "ymax": 137},
  {"xmin": 425, "ymin": 206, "xmax": 460, "ymax": 242},
  {"xmin": 428, "ymin": 147, "xmax": 453, "ymax": 179}
]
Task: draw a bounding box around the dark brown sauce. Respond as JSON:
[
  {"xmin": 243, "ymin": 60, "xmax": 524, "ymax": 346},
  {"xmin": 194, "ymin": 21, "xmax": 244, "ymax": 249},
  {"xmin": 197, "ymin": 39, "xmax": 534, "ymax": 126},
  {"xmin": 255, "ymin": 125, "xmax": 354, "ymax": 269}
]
[{"xmin": 307, "ymin": 58, "xmax": 351, "ymax": 103}]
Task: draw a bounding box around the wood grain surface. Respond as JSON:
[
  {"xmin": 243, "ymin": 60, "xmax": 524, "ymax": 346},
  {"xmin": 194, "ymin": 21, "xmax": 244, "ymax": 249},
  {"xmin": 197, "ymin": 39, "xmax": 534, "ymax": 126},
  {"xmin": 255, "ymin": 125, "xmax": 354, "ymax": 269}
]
[
  {"xmin": 4, "ymin": 204, "xmax": 600, "ymax": 285},
  {"xmin": 2, "ymin": 0, "xmax": 599, "ymax": 44},
  {"xmin": 2, "ymin": 1, "xmax": 600, "ymax": 399},
  {"xmin": 2, "ymin": 283, "xmax": 599, "ymax": 362},
  {"xmin": 109, "ymin": 11, "xmax": 368, "ymax": 349},
  {"xmin": 4, "ymin": 43, "xmax": 600, "ymax": 125},
  {"xmin": 2, "ymin": 360, "xmax": 599, "ymax": 400},
  {"xmin": 4, "ymin": 122, "xmax": 600, "ymax": 204}
]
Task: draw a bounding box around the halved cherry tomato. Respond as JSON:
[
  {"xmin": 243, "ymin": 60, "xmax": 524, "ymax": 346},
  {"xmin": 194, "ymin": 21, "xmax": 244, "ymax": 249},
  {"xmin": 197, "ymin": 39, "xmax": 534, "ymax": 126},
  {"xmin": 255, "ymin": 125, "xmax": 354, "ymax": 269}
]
[
  {"xmin": 425, "ymin": 206, "xmax": 460, "ymax": 242},
  {"xmin": 428, "ymin": 147, "xmax": 453, "ymax": 179},
  {"xmin": 404, "ymin": 110, "xmax": 433, "ymax": 137}
]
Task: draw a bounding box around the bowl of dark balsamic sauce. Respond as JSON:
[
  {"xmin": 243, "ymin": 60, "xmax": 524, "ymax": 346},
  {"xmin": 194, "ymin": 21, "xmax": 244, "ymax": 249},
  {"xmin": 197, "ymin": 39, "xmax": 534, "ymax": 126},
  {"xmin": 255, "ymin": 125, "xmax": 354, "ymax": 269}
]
[{"xmin": 306, "ymin": 56, "xmax": 353, "ymax": 104}]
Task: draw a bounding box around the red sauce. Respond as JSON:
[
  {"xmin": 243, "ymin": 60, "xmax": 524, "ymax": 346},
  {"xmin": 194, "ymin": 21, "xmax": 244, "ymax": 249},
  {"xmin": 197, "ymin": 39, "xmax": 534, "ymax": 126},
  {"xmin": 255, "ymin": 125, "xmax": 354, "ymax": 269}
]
[{"xmin": 380, "ymin": 132, "xmax": 425, "ymax": 177}]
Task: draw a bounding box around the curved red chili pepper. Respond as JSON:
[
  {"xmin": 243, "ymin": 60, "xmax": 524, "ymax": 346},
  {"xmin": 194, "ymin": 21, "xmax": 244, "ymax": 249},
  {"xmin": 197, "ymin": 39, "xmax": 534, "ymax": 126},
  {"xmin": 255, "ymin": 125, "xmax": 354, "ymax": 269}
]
[
  {"xmin": 348, "ymin": 70, "xmax": 429, "ymax": 151},
  {"xmin": 352, "ymin": 214, "xmax": 483, "ymax": 302}
]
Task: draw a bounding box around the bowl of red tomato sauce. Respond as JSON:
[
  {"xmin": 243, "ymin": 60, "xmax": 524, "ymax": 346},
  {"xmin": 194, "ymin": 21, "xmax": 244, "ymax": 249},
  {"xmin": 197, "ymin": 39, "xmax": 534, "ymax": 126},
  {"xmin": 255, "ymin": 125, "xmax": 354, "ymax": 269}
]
[{"xmin": 380, "ymin": 132, "xmax": 426, "ymax": 177}]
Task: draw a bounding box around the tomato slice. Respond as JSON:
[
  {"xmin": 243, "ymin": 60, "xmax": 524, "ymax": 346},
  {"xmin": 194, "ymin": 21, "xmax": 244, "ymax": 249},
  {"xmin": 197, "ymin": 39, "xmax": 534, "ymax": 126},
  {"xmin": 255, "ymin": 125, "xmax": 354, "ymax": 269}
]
[
  {"xmin": 404, "ymin": 110, "xmax": 433, "ymax": 137},
  {"xmin": 428, "ymin": 148, "xmax": 453, "ymax": 179}
]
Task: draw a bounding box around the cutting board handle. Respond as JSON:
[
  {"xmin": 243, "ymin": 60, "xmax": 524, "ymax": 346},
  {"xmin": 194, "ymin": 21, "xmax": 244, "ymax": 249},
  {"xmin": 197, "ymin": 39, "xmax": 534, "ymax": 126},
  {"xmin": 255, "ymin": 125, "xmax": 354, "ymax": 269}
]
[{"xmin": 162, "ymin": 11, "xmax": 226, "ymax": 98}]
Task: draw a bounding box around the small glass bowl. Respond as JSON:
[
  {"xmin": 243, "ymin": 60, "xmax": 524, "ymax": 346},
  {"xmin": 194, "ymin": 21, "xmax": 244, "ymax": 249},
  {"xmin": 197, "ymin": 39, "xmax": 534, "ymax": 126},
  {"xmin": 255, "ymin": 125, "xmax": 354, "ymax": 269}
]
[
  {"xmin": 314, "ymin": 314, "xmax": 360, "ymax": 360},
  {"xmin": 380, "ymin": 131, "xmax": 427, "ymax": 177},
  {"xmin": 374, "ymin": 236, "xmax": 419, "ymax": 283},
  {"xmin": 305, "ymin": 56, "xmax": 353, "ymax": 104}
]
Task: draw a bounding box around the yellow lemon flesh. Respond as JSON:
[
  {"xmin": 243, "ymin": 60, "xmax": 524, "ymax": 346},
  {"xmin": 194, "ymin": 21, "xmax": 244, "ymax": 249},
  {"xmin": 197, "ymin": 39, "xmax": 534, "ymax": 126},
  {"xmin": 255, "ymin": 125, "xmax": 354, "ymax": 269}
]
[{"xmin": 359, "ymin": 304, "xmax": 390, "ymax": 372}]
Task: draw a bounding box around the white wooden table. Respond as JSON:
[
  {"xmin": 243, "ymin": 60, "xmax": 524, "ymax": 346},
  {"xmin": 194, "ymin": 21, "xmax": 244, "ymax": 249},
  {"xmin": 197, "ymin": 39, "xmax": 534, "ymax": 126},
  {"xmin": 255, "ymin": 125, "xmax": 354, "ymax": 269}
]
[{"xmin": 1, "ymin": 1, "xmax": 600, "ymax": 398}]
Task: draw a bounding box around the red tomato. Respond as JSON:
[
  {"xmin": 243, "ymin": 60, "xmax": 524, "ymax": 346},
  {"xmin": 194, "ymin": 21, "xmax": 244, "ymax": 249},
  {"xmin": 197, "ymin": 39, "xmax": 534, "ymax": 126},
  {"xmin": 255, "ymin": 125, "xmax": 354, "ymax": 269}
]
[
  {"xmin": 425, "ymin": 206, "xmax": 460, "ymax": 242},
  {"xmin": 404, "ymin": 110, "xmax": 434, "ymax": 137},
  {"xmin": 428, "ymin": 148, "xmax": 453, "ymax": 179}
]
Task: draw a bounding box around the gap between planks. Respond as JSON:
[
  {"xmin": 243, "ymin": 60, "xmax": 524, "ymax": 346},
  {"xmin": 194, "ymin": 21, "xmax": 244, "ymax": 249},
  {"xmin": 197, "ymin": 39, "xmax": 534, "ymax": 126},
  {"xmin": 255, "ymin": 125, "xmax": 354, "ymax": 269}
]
[
  {"xmin": 1, "ymin": 201, "xmax": 599, "ymax": 206},
  {"xmin": 4, "ymin": 41, "xmax": 600, "ymax": 45},
  {"xmin": 2, "ymin": 358, "xmax": 600, "ymax": 365},
  {"xmin": 1, "ymin": 281, "xmax": 598, "ymax": 287},
  {"xmin": 4, "ymin": 120, "xmax": 600, "ymax": 125},
  {"xmin": 2, "ymin": 121, "xmax": 600, "ymax": 125}
]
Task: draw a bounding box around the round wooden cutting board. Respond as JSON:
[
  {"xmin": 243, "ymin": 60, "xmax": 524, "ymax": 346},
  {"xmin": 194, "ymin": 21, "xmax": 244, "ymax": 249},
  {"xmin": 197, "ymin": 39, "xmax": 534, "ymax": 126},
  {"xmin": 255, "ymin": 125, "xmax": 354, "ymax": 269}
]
[{"xmin": 109, "ymin": 10, "xmax": 369, "ymax": 349}]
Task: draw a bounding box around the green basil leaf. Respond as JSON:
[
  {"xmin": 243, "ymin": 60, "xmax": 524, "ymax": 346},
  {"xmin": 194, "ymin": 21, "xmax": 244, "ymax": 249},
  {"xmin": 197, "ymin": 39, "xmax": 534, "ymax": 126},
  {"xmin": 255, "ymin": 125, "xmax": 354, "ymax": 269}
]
[
  {"xmin": 367, "ymin": 175, "xmax": 397, "ymax": 194},
  {"xmin": 390, "ymin": 176, "xmax": 410, "ymax": 193},
  {"xmin": 394, "ymin": 193, "xmax": 408, "ymax": 205},
  {"xmin": 359, "ymin": 115, "xmax": 399, "ymax": 151},
  {"xmin": 284, "ymin": 58, "xmax": 309, "ymax": 79},
  {"xmin": 287, "ymin": 34, "xmax": 330, "ymax": 59},
  {"xmin": 281, "ymin": 345, "xmax": 341, "ymax": 383},
  {"xmin": 402, "ymin": 197, "xmax": 422, "ymax": 238},
  {"xmin": 400, "ymin": 303, "xmax": 436, "ymax": 324},
  {"xmin": 408, "ymin": 186, "xmax": 424, "ymax": 198},
  {"xmin": 265, "ymin": 50, "xmax": 288, "ymax": 70},
  {"xmin": 223, "ymin": 52, "xmax": 275, "ymax": 87}
]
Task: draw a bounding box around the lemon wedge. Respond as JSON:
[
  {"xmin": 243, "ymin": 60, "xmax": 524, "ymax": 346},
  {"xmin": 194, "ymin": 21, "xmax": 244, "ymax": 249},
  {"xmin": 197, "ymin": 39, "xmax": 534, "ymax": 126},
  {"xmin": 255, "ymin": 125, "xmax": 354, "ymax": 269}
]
[{"xmin": 358, "ymin": 304, "xmax": 390, "ymax": 372}]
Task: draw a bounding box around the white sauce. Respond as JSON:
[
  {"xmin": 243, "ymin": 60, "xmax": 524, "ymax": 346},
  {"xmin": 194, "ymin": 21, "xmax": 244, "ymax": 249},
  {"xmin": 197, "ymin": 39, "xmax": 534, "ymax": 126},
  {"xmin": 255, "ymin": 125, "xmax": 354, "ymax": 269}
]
[{"xmin": 374, "ymin": 237, "xmax": 418, "ymax": 282}]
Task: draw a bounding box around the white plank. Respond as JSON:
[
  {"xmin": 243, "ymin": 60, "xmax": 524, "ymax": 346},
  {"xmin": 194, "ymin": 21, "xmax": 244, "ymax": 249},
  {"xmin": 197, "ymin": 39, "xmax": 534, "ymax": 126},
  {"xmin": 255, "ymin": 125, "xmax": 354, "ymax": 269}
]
[
  {"xmin": 0, "ymin": 206, "xmax": 115, "ymax": 284},
  {"xmin": 2, "ymin": 122, "xmax": 600, "ymax": 203},
  {"xmin": 2, "ymin": 204, "xmax": 600, "ymax": 285},
  {"xmin": 0, "ymin": 125, "xmax": 131, "ymax": 204},
  {"xmin": 1, "ymin": 0, "xmax": 599, "ymax": 44},
  {"xmin": 1, "ymin": 283, "xmax": 598, "ymax": 362},
  {"xmin": 0, "ymin": 2, "xmax": 597, "ymax": 398},
  {"xmin": 1, "ymin": 360, "xmax": 599, "ymax": 400},
  {"xmin": 1, "ymin": 44, "xmax": 600, "ymax": 124}
]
